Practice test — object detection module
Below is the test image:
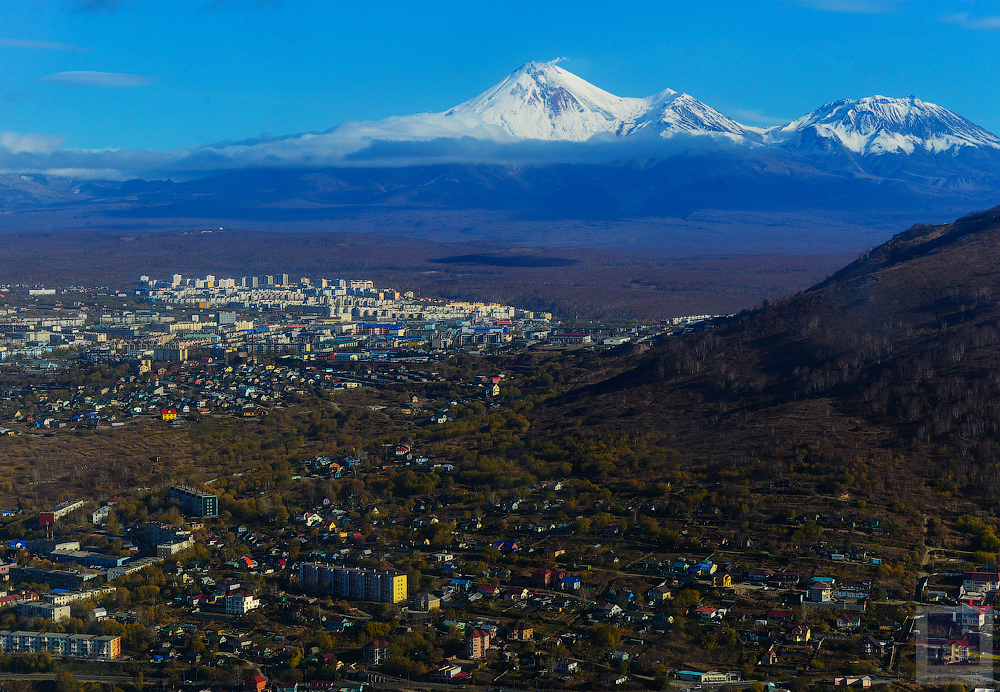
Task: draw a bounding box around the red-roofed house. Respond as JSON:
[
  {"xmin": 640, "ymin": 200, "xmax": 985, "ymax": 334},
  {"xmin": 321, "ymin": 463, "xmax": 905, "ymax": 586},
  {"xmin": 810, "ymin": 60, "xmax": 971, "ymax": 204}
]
[
  {"xmin": 787, "ymin": 625, "xmax": 811, "ymax": 643},
  {"xmin": 692, "ymin": 606, "xmax": 723, "ymax": 621},
  {"xmin": 504, "ymin": 587, "xmax": 528, "ymax": 601},
  {"xmin": 532, "ymin": 568, "xmax": 559, "ymax": 588},
  {"xmin": 963, "ymin": 571, "xmax": 1000, "ymax": 592},
  {"xmin": 466, "ymin": 628, "xmax": 490, "ymax": 659},
  {"xmin": 245, "ymin": 675, "xmax": 267, "ymax": 692},
  {"xmin": 363, "ymin": 640, "xmax": 389, "ymax": 665}
]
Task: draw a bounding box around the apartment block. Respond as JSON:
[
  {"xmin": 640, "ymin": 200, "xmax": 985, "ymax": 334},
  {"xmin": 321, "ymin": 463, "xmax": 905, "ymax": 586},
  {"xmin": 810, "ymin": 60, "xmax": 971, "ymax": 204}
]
[
  {"xmin": 18, "ymin": 603, "xmax": 70, "ymax": 622},
  {"xmin": 144, "ymin": 521, "xmax": 192, "ymax": 546},
  {"xmin": 10, "ymin": 567, "xmax": 98, "ymax": 591},
  {"xmin": 153, "ymin": 347, "xmax": 188, "ymax": 362},
  {"xmin": 299, "ymin": 564, "xmax": 407, "ymax": 603},
  {"xmin": 465, "ymin": 629, "xmax": 490, "ymax": 659},
  {"xmin": 169, "ymin": 486, "xmax": 218, "ymax": 517},
  {"xmin": 0, "ymin": 630, "xmax": 120, "ymax": 659},
  {"xmin": 38, "ymin": 499, "xmax": 86, "ymax": 528}
]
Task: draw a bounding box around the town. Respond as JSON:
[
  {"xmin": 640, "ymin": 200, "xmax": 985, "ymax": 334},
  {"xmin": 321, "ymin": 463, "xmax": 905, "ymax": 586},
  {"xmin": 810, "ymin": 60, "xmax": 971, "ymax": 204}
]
[
  {"xmin": 0, "ymin": 471, "xmax": 983, "ymax": 692},
  {"xmin": 0, "ymin": 273, "xmax": 717, "ymax": 427},
  {"xmin": 0, "ymin": 274, "xmax": 974, "ymax": 692},
  {"xmin": 0, "ymin": 273, "xmax": 718, "ymax": 365}
]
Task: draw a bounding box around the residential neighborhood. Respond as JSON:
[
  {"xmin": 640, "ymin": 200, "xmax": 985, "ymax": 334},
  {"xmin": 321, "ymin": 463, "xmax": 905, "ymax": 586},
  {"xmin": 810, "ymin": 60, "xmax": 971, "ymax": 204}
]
[{"xmin": 0, "ymin": 273, "xmax": 977, "ymax": 692}]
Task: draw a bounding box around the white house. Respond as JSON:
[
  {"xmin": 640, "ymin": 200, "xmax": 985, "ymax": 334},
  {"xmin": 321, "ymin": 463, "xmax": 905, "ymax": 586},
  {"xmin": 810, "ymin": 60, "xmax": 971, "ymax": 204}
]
[{"xmin": 224, "ymin": 591, "xmax": 260, "ymax": 615}]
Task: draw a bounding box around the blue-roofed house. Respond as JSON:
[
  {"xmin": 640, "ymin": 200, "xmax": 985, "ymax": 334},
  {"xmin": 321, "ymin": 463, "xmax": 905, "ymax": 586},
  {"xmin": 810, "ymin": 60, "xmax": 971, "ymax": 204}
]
[
  {"xmin": 449, "ymin": 578, "xmax": 472, "ymax": 592},
  {"xmin": 560, "ymin": 576, "xmax": 581, "ymax": 591}
]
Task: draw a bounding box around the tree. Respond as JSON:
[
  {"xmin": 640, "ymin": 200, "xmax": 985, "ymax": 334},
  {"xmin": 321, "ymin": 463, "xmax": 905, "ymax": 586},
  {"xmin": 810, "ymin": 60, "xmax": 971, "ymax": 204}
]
[
  {"xmin": 122, "ymin": 623, "xmax": 153, "ymax": 652},
  {"xmin": 591, "ymin": 623, "xmax": 621, "ymax": 648},
  {"xmin": 55, "ymin": 671, "xmax": 78, "ymax": 692}
]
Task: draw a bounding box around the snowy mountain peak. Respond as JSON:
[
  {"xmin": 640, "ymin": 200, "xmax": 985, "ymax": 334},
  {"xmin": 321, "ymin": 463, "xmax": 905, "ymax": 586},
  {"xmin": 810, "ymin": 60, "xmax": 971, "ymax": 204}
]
[
  {"xmin": 444, "ymin": 61, "xmax": 650, "ymax": 141},
  {"xmin": 769, "ymin": 95, "xmax": 1000, "ymax": 155},
  {"xmin": 440, "ymin": 63, "xmax": 1000, "ymax": 159},
  {"xmin": 629, "ymin": 90, "xmax": 752, "ymax": 139},
  {"xmin": 443, "ymin": 62, "xmax": 747, "ymax": 143}
]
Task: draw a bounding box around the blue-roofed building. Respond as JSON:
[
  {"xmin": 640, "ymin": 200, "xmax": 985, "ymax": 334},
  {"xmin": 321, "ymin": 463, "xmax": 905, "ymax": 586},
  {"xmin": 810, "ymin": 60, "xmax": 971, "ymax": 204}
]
[
  {"xmin": 560, "ymin": 576, "xmax": 581, "ymax": 591},
  {"xmin": 449, "ymin": 578, "xmax": 472, "ymax": 592}
]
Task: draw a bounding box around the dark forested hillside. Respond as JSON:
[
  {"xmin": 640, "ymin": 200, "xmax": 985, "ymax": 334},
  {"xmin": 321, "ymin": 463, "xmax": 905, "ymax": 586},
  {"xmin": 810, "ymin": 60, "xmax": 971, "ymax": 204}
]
[{"xmin": 552, "ymin": 205, "xmax": 1000, "ymax": 503}]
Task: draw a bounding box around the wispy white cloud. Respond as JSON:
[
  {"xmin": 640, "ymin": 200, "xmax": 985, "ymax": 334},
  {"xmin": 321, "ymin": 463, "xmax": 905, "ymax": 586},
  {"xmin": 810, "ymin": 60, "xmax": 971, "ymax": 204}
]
[
  {"xmin": 730, "ymin": 108, "xmax": 792, "ymax": 127},
  {"xmin": 942, "ymin": 12, "xmax": 1000, "ymax": 30},
  {"xmin": 40, "ymin": 71, "xmax": 157, "ymax": 88},
  {"xmin": 0, "ymin": 131, "xmax": 64, "ymax": 155},
  {"xmin": 0, "ymin": 113, "xmax": 754, "ymax": 181},
  {"xmin": 790, "ymin": 0, "xmax": 901, "ymax": 12},
  {"xmin": 0, "ymin": 38, "xmax": 86, "ymax": 52}
]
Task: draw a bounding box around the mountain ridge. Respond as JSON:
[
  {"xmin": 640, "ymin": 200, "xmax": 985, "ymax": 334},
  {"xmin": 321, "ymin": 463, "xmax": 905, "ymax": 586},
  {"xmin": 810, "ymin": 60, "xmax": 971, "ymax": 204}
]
[
  {"xmin": 549, "ymin": 203, "xmax": 1000, "ymax": 496},
  {"xmin": 3, "ymin": 61, "xmax": 1000, "ymax": 269},
  {"xmin": 439, "ymin": 62, "xmax": 1000, "ymax": 161}
]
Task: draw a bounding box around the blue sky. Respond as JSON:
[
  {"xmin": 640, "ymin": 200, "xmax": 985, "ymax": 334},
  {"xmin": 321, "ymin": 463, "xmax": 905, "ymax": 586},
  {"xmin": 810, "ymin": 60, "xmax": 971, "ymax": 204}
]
[{"xmin": 2, "ymin": 0, "xmax": 1000, "ymax": 153}]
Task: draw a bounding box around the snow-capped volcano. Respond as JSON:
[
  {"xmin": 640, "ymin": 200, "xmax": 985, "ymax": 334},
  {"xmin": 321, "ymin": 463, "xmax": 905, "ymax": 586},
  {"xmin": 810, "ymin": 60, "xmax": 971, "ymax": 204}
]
[
  {"xmin": 626, "ymin": 90, "xmax": 754, "ymax": 139},
  {"xmin": 442, "ymin": 61, "xmax": 748, "ymax": 143},
  {"xmin": 443, "ymin": 62, "xmax": 648, "ymax": 141},
  {"xmin": 767, "ymin": 95, "xmax": 1000, "ymax": 156},
  {"xmin": 441, "ymin": 63, "xmax": 1000, "ymax": 160}
]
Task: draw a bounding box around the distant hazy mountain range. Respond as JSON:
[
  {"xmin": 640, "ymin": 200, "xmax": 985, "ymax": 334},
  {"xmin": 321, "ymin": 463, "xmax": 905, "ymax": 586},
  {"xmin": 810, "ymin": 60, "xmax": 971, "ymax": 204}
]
[{"xmin": 2, "ymin": 61, "xmax": 1000, "ymax": 256}]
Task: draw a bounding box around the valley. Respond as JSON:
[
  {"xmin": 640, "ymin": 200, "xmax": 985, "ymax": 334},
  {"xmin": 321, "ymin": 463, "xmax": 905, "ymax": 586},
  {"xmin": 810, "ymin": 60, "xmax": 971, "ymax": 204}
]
[
  {"xmin": 0, "ymin": 205, "xmax": 995, "ymax": 690},
  {"xmin": 2, "ymin": 11, "xmax": 1000, "ymax": 689}
]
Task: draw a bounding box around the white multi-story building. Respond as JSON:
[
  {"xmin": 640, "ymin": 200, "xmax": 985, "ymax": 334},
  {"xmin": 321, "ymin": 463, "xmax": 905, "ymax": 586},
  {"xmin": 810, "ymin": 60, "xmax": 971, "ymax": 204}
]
[
  {"xmin": 17, "ymin": 603, "xmax": 69, "ymax": 622},
  {"xmin": 954, "ymin": 604, "xmax": 988, "ymax": 629},
  {"xmin": 224, "ymin": 591, "xmax": 260, "ymax": 615}
]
